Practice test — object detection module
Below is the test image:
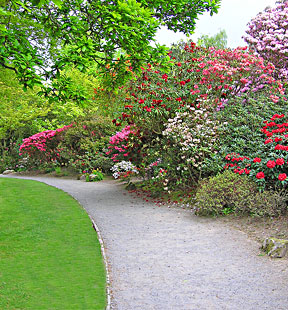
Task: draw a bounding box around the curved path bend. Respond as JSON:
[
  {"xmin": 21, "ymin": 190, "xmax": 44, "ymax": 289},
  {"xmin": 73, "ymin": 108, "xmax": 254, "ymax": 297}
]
[{"xmin": 1, "ymin": 175, "xmax": 288, "ymax": 310}]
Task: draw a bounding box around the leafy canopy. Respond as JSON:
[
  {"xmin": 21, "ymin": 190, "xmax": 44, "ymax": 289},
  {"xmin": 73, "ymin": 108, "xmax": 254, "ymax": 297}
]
[{"xmin": 0, "ymin": 0, "xmax": 221, "ymax": 90}]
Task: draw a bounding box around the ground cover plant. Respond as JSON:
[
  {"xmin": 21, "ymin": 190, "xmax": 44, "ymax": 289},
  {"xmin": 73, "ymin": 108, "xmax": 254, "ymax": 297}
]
[{"xmin": 0, "ymin": 178, "xmax": 106, "ymax": 310}]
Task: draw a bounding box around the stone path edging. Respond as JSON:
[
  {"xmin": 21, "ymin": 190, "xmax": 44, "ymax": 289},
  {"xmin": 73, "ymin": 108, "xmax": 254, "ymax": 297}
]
[{"xmin": 90, "ymin": 216, "xmax": 112, "ymax": 310}]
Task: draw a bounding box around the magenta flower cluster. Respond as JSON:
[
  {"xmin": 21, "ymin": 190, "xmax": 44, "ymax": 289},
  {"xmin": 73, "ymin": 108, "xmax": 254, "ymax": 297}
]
[
  {"xmin": 106, "ymin": 125, "xmax": 138, "ymax": 161},
  {"xmin": 19, "ymin": 124, "xmax": 73, "ymax": 160},
  {"xmin": 243, "ymin": 0, "xmax": 288, "ymax": 80}
]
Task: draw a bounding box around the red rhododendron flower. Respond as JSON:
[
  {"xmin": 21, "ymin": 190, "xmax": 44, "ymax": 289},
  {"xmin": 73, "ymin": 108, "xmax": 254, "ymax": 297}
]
[
  {"xmin": 256, "ymin": 172, "xmax": 265, "ymax": 179},
  {"xmin": 161, "ymin": 74, "xmax": 168, "ymax": 81},
  {"xmin": 278, "ymin": 173, "xmax": 287, "ymax": 181},
  {"xmin": 253, "ymin": 157, "xmax": 262, "ymax": 163},
  {"xmin": 266, "ymin": 160, "xmax": 276, "ymax": 168},
  {"xmin": 276, "ymin": 158, "xmax": 285, "ymax": 165},
  {"xmin": 143, "ymin": 106, "xmax": 152, "ymax": 112},
  {"xmin": 264, "ymin": 139, "xmax": 273, "ymax": 144},
  {"xmin": 274, "ymin": 137, "xmax": 283, "ymax": 142}
]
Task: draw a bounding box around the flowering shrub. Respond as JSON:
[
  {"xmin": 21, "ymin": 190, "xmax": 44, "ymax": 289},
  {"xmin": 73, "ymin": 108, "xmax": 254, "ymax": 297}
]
[
  {"xmin": 111, "ymin": 161, "xmax": 139, "ymax": 180},
  {"xmin": 224, "ymin": 113, "xmax": 288, "ymax": 190},
  {"xmin": 19, "ymin": 115, "xmax": 115, "ymax": 172},
  {"xmin": 115, "ymin": 41, "xmax": 284, "ymax": 129},
  {"xmin": 162, "ymin": 105, "xmax": 219, "ymax": 184},
  {"xmin": 243, "ymin": 0, "xmax": 288, "ymax": 81},
  {"xmin": 200, "ymin": 93, "xmax": 288, "ymax": 176},
  {"xmin": 19, "ymin": 124, "xmax": 73, "ymax": 166},
  {"xmin": 106, "ymin": 125, "xmax": 141, "ymax": 162},
  {"xmin": 107, "ymin": 41, "xmax": 285, "ymax": 192}
]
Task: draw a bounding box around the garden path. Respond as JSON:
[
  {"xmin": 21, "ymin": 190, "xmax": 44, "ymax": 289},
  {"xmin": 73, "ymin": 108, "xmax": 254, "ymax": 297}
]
[{"xmin": 1, "ymin": 175, "xmax": 288, "ymax": 310}]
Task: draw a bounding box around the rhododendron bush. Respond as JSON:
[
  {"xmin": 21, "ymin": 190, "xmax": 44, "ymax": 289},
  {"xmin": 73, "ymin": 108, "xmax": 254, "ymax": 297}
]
[
  {"xmin": 115, "ymin": 41, "xmax": 284, "ymax": 129},
  {"xmin": 162, "ymin": 106, "xmax": 219, "ymax": 183},
  {"xmin": 243, "ymin": 0, "xmax": 288, "ymax": 81},
  {"xmin": 108, "ymin": 41, "xmax": 286, "ymax": 189},
  {"xmin": 19, "ymin": 116, "xmax": 115, "ymax": 172},
  {"xmin": 224, "ymin": 113, "xmax": 288, "ymax": 190},
  {"xmin": 19, "ymin": 124, "xmax": 73, "ymax": 166}
]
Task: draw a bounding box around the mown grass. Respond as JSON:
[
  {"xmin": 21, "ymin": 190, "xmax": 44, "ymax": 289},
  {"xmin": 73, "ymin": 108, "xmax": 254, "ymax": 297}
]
[{"xmin": 0, "ymin": 178, "xmax": 106, "ymax": 310}]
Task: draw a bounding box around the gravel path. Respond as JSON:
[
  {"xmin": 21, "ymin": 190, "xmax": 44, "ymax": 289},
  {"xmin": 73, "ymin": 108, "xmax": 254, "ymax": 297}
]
[{"xmin": 2, "ymin": 175, "xmax": 288, "ymax": 310}]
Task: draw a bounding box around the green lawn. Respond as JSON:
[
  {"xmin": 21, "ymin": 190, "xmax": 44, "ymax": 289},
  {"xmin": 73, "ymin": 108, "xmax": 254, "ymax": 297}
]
[{"xmin": 0, "ymin": 178, "xmax": 106, "ymax": 310}]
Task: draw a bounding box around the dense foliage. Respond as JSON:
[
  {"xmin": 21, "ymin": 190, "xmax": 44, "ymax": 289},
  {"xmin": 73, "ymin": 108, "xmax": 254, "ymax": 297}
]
[
  {"xmin": 224, "ymin": 113, "xmax": 288, "ymax": 191},
  {"xmin": 195, "ymin": 170, "xmax": 288, "ymax": 217},
  {"xmin": 107, "ymin": 41, "xmax": 286, "ymax": 192},
  {"xmin": 1, "ymin": 0, "xmax": 221, "ymax": 92},
  {"xmin": 18, "ymin": 116, "xmax": 115, "ymax": 174},
  {"xmin": 0, "ymin": 66, "xmax": 101, "ymax": 172},
  {"xmin": 2, "ymin": 0, "xmax": 287, "ymax": 218}
]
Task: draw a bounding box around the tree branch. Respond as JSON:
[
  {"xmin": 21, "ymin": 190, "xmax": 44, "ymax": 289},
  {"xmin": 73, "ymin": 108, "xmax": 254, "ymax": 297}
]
[{"xmin": 0, "ymin": 61, "xmax": 18, "ymax": 73}]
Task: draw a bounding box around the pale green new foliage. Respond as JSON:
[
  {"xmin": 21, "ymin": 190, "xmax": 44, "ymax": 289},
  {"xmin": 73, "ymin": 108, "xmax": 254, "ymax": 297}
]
[
  {"xmin": 197, "ymin": 29, "xmax": 228, "ymax": 49},
  {"xmin": 0, "ymin": 68, "xmax": 48, "ymax": 140}
]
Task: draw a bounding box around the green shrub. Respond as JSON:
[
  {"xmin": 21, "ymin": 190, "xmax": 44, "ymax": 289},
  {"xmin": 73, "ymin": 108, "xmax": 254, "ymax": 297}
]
[
  {"xmin": 58, "ymin": 115, "xmax": 115, "ymax": 173},
  {"xmin": 70, "ymin": 151, "xmax": 114, "ymax": 174},
  {"xmin": 195, "ymin": 170, "xmax": 258, "ymax": 216},
  {"xmin": 61, "ymin": 115, "xmax": 115, "ymax": 155},
  {"xmin": 241, "ymin": 190, "xmax": 288, "ymax": 217},
  {"xmin": 195, "ymin": 170, "xmax": 288, "ymax": 217}
]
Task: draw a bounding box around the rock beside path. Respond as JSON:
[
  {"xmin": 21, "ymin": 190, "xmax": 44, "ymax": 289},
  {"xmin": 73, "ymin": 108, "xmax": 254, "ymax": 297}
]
[
  {"xmin": 2, "ymin": 170, "xmax": 15, "ymax": 175},
  {"xmin": 263, "ymin": 237, "xmax": 288, "ymax": 258}
]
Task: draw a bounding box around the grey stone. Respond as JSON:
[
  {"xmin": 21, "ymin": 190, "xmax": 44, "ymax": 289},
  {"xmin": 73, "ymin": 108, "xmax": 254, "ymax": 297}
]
[
  {"xmin": 89, "ymin": 174, "xmax": 98, "ymax": 181},
  {"xmin": 2, "ymin": 170, "xmax": 15, "ymax": 175},
  {"xmin": 262, "ymin": 237, "xmax": 288, "ymax": 258},
  {"xmin": 80, "ymin": 174, "xmax": 86, "ymax": 180}
]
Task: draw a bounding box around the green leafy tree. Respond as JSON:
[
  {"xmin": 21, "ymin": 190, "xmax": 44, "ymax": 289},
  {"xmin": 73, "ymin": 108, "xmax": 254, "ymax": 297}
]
[
  {"xmin": 0, "ymin": 65, "xmax": 101, "ymax": 171},
  {"xmin": 197, "ymin": 29, "xmax": 227, "ymax": 49},
  {"xmin": 0, "ymin": 68, "xmax": 47, "ymax": 141},
  {"xmin": 1, "ymin": 0, "xmax": 221, "ymax": 93}
]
